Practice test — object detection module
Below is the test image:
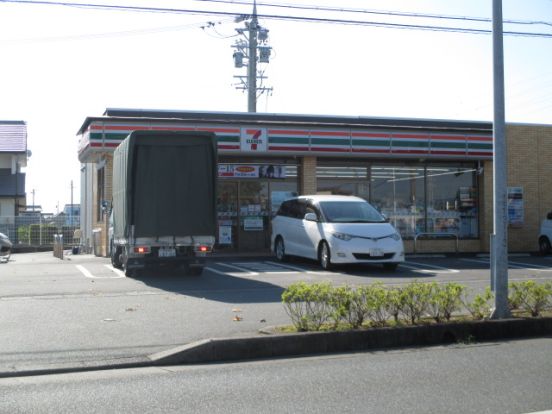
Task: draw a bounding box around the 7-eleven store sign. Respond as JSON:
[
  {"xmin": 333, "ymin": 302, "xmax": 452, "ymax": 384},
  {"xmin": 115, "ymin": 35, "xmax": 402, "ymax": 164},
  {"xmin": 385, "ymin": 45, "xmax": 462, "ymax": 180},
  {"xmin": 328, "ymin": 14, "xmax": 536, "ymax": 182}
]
[{"xmin": 240, "ymin": 128, "xmax": 267, "ymax": 152}]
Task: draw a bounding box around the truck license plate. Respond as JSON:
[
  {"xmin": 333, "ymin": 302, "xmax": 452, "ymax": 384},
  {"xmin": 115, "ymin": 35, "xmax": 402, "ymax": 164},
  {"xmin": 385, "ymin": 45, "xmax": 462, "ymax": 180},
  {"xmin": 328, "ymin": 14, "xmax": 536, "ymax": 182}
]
[
  {"xmin": 159, "ymin": 247, "xmax": 176, "ymax": 258},
  {"xmin": 369, "ymin": 248, "xmax": 384, "ymax": 257}
]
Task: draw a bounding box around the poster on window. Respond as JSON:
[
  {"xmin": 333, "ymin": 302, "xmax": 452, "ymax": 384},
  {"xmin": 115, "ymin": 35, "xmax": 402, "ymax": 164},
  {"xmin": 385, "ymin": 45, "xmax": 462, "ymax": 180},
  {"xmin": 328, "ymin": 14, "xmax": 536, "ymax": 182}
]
[
  {"xmin": 218, "ymin": 226, "xmax": 232, "ymax": 244},
  {"xmin": 508, "ymin": 187, "xmax": 524, "ymax": 226},
  {"xmin": 243, "ymin": 217, "xmax": 263, "ymax": 231}
]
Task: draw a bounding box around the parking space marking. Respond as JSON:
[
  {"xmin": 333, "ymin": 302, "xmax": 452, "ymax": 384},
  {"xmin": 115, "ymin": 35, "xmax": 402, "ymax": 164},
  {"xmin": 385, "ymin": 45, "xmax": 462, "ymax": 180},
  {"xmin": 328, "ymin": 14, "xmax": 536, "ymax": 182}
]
[
  {"xmin": 461, "ymin": 258, "xmax": 552, "ymax": 271},
  {"xmin": 402, "ymin": 261, "xmax": 460, "ymax": 274},
  {"xmin": 75, "ymin": 264, "xmax": 125, "ymax": 279},
  {"xmin": 509, "ymin": 260, "xmax": 552, "ymax": 271},
  {"xmin": 214, "ymin": 262, "xmax": 259, "ymax": 276},
  {"xmin": 104, "ymin": 265, "xmax": 127, "ymax": 278},
  {"xmin": 262, "ymin": 261, "xmax": 337, "ymax": 275}
]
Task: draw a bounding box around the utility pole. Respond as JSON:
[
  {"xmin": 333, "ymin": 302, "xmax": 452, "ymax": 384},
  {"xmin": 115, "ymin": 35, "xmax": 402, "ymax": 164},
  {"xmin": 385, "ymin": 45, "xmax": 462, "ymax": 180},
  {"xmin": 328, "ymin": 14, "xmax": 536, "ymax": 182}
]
[
  {"xmin": 232, "ymin": 0, "xmax": 272, "ymax": 112},
  {"xmin": 70, "ymin": 180, "xmax": 74, "ymax": 227},
  {"xmin": 491, "ymin": 0, "xmax": 510, "ymax": 319},
  {"xmin": 247, "ymin": 3, "xmax": 258, "ymax": 112}
]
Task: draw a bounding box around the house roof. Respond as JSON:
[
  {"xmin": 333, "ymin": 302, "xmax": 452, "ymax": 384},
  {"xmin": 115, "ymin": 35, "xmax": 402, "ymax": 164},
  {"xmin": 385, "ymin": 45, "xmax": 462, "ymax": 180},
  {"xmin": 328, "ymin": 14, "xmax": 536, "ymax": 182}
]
[{"xmin": 0, "ymin": 121, "xmax": 27, "ymax": 153}]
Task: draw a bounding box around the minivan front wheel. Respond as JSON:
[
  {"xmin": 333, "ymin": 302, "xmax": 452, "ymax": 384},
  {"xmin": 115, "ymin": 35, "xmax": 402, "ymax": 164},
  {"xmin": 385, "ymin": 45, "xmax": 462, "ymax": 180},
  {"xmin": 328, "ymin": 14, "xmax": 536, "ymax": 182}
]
[
  {"xmin": 275, "ymin": 237, "xmax": 287, "ymax": 262},
  {"xmin": 539, "ymin": 237, "xmax": 551, "ymax": 255},
  {"xmin": 319, "ymin": 241, "xmax": 332, "ymax": 270}
]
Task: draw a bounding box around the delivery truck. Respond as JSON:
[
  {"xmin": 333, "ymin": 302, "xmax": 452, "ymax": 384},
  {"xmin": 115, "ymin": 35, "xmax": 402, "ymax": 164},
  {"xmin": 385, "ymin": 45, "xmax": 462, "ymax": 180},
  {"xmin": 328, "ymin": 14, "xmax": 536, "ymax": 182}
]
[{"xmin": 110, "ymin": 130, "xmax": 217, "ymax": 276}]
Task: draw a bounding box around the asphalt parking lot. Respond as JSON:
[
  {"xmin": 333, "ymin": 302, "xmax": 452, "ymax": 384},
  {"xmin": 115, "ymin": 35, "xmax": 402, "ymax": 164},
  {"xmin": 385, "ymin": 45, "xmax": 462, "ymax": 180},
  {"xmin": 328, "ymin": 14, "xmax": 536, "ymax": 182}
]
[{"xmin": 1, "ymin": 251, "xmax": 551, "ymax": 375}]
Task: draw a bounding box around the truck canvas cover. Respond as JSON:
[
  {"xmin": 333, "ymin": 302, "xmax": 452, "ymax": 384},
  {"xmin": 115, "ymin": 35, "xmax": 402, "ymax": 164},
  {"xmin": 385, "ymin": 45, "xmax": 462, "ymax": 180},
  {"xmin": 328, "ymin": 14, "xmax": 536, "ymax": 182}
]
[{"xmin": 112, "ymin": 131, "xmax": 217, "ymax": 239}]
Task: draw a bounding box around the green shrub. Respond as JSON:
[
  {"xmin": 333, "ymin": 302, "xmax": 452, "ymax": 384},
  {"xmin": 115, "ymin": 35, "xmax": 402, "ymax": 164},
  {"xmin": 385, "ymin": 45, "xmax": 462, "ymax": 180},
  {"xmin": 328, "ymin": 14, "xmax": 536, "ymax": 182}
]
[
  {"xmin": 462, "ymin": 287, "xmax": 493, "ymax": 320},
  {"xmin": 428, "ymin": 282, "xmax": 466, "ymax": 323},
  {"xmin": 17, "ymin": 226, "xmax": 30, "ymax": 243},
  {"xmin": 509, "ymin": 281, "xmax": 552, "ymax": 317},
  {"xmin": 401, "ymin": 281, "xmax": 433, "ymax": 324},
  {"xmin": 348, "ymin": 286, "xmax": 372, "ymax": 328},
  {"xmin": 364, "ymin": 283, "xmax": 390, "ymax": 327},
  {"xmin": 328, "ymin": 285, "xmax": 354, "ymax": 329},
  {"xmin": 386, "ymin": 287, "xmax": 404, "ymax": 324},
  {"xmin": 281, "ymin": 282, "xmax": 333, "ymax": 331}
]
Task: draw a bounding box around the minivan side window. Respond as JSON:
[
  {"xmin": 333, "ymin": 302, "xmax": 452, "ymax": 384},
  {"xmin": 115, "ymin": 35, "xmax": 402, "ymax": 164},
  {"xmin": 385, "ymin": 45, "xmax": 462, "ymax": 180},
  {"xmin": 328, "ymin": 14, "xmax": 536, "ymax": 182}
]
[
  {"xmin": 289, "ymin": 200, "xmax": 306, "ymax": 219},
  {"xmin": 277, "ymin": 200, "xmax": 294, "ymax": 218}
]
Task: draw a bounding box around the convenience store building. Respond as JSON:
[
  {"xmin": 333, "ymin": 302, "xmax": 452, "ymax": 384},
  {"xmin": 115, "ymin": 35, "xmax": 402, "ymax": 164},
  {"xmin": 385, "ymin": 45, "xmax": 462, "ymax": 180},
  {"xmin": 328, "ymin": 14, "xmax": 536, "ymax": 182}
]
[{"xmin": 76, "ymin": 108, "xmax": 552, "ymax": 256}]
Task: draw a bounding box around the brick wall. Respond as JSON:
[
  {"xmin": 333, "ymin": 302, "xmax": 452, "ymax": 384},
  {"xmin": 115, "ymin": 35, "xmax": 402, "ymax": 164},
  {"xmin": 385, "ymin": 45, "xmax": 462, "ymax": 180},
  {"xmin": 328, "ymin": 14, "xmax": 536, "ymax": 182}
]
[
  {"xmin": 480, "ymin": 124, "xmax": 552, "ymax": 252},
  {"xmin": 300, "ymin": 156, "xmax": 317, "ymax": 195}
]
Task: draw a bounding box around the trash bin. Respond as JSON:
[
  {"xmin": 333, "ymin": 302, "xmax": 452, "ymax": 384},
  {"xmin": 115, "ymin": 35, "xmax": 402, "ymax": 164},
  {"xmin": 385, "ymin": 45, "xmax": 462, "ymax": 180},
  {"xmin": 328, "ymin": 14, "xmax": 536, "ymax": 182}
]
[{"xmin": 92, "ymin": 228, "xmax": 102, "ymax": 257}]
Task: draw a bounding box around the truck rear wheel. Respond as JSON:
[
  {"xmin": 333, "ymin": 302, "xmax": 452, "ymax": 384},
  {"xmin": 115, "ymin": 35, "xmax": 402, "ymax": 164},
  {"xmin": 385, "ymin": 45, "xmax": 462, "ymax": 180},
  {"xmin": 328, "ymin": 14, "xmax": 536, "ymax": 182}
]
[{"xmin": 111, "ymin": 244, "xmax": 123, "ymax": 269}]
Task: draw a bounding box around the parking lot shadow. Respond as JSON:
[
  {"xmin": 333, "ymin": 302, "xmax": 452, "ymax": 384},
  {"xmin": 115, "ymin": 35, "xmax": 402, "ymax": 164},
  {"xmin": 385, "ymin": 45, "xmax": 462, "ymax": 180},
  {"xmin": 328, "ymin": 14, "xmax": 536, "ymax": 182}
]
[{"xmin": 128, "ymin": 265, "xmax": 285, "ymax": 304}]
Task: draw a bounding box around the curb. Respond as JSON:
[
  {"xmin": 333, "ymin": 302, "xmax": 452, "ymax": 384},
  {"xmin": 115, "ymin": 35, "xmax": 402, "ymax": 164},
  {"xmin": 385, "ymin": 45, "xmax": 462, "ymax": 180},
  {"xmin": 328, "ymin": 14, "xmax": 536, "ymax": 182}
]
[
  {"xmin": 148, "ymin": 317, "xmax": 552, "ymax": 366},
  {"xmin": 2, "ymin": 317, "xmax": 551, "ymax": 378}
]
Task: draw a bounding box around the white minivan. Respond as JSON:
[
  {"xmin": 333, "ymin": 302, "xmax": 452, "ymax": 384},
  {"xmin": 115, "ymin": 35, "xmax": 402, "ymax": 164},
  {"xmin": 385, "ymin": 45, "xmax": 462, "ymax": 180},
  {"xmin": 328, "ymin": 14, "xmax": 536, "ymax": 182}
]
[
  {"xmin": 538, "ymin": 211, "xmax": 552, "ymax": 255},
  {"xmin": 271, "ymin": 195, "xmax": 405, "ymax": 270}
]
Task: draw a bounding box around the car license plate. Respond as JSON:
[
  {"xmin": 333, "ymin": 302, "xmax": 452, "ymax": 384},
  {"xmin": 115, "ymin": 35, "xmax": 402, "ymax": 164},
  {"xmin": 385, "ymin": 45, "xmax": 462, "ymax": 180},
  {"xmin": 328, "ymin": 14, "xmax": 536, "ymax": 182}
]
[
  {"xmin": 369, "ymin": 248, "xmax": 384, "ymax": 257},
  {"xmin": 159, "ymin": 247, "xmax": 176, "ymax": 258}
]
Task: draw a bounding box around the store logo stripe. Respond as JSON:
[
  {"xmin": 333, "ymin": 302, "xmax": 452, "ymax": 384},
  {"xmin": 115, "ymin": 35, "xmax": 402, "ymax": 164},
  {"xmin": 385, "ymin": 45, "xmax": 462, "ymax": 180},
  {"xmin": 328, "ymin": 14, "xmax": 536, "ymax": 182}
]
[
  {"xmin": 311, "ymin": 147, "xmax": 350, "ymax": 152},
  {"xmin": 310, "ymin": 138, "xmax": 350, "ymax": 146},
  {"xmin": 391, "ymin": 149, "xmax": 430, "ymax": 154},
  {"xmin": 352, "ymin": 139, "xmax": 390, "ymax": 147},
  {"xmin": 432, "ymin": 142, "xmax": 467, "ymax": 149},
  {"xmin": 269, "ymin": 137, "xmax": 309, "ymax": 144},
  {"xmin": 351, "ymin": 132, "xmax": 390, "ymax": 138},
  {"xmin": 352, "ymin": 148, "xmax": 391, "ymax": 153},
  {"xmin": 268, "ymin": 145, "xmax": 309, "ymax": 151},
  {"xmin": 466, "ymin": 135, "xmax": 493, "ymax": 141},
  {"xmin": 465, "ymin": 151, "xmax": 493, "ymax": 157},
  {"xmin": 467, "ymin": 143, "xmax": 493, "ymax": 149},
  {"xmin": 310, "ymin": 130, "xmax": 349, "ymax": 137},
  {"xmin": 392, "ymin": 133, "xmax": 429, "ymax": 139},
  {"xmin": 268, "ymin": 129, "xmax": 310, "ymax": 136},
  {"xmin": 391, "ymin": 140, "xmax": 430, "ymax": 148}
]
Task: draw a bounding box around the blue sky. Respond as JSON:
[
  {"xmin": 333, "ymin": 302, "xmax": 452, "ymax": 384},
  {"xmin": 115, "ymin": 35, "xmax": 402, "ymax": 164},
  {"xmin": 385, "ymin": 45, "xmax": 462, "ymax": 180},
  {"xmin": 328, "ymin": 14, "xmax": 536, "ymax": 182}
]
[{"xmin": 0, "ymin": 0, "xmax": 551, "ymax": 213}]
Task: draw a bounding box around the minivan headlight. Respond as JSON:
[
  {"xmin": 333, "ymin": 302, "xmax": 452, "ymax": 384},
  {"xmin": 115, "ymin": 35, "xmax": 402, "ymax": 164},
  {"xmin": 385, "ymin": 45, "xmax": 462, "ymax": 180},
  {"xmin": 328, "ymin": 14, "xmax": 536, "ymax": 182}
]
[
  {"xmin": 391, "ymin": 232, "xmax": 401, "ymax": 241},
  {"xmin": 332, "ymin": 232, "xmax": 353, "ymax": 241}
]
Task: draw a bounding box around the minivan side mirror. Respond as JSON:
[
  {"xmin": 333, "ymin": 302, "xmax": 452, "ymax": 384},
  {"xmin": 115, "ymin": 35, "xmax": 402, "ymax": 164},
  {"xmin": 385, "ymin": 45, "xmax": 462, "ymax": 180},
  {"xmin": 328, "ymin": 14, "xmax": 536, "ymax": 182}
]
[
  {"xmin": 547, "ymin": 211, "xmax": 552, "ymax": 220},
  {"xmin": 304, "ymin": 212, "xmax": 318, "ymax": 222}
]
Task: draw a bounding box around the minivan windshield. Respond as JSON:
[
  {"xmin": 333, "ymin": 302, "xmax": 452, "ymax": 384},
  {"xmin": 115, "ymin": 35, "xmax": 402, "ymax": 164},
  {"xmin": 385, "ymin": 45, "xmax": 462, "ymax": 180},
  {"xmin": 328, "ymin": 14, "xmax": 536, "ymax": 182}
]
[{"xmin": 319, "ymin": 201, "xmax": 385, "ymax": 223}]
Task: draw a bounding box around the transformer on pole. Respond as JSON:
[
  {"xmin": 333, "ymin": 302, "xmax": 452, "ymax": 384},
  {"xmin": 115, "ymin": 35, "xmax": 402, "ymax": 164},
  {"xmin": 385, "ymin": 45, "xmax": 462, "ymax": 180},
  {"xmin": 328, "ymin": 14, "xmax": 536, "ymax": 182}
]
[{"xmin": 232, "ymin": 0, "xmax": 273, "ymax": 112}]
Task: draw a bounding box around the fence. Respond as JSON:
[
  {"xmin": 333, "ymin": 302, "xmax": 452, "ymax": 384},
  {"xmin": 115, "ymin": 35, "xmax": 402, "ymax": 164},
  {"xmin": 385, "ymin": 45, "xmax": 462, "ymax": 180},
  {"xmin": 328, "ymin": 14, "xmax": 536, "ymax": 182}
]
[{"xmin": 0, "ymin": 215, "xmax": 80, "ymax": 250}]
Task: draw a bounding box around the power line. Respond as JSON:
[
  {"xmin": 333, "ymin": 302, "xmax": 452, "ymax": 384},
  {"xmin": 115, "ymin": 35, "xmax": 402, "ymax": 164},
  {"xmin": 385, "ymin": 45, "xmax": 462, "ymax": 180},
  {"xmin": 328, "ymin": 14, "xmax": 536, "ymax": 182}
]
[
  {"xmin": 189, "ymin": 0, "xmax": 552, "ymax": 28},
  {"xmin": 1, "ymin": 0, "xmax": 552, "ymax": 38}
]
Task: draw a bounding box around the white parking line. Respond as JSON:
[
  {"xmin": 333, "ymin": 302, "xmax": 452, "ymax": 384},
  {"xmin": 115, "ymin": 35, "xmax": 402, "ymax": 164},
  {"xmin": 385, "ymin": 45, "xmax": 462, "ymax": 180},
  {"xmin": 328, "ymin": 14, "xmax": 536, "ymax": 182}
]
[
  {"xmin": 402, "ymin": 261, "xmax": 460, "ymax": 274},
  {"xmin": 263, "ymin": 261, "xmax": 336, "ymax": 275},
  {"xmin": 461, "ymin": 258, "xmax": 552, "ymax": 271},
  {"xmin": 215, "ymin": 262, "xmax": 259, "ymax": 276},
  {"xmin": 104, "ymin": 264, "xmax": 127, "ymax": 278},
  {"xmin": 75, "ymin": 264, "xmax": 125, "ymax": 279},
  {"xmin": 509, "ymin": 260, "xmax": 552, "ymax": 271}
]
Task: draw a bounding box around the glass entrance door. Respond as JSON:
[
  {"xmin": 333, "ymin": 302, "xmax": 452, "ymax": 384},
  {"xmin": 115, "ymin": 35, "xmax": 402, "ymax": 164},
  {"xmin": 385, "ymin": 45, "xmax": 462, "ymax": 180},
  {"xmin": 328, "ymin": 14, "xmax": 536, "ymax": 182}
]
[
  {"xmin": 238, "ymin": 181, "xmax": 270, "ymax": 251},
  {"xmin": 216, "ymin": 181, "xmax": 238, "ymax": 251}
]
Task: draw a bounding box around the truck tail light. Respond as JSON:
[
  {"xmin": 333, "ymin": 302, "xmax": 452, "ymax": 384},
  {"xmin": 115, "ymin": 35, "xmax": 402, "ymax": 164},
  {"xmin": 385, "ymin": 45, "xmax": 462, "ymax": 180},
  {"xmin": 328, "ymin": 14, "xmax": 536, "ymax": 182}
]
[{"xmin": 134, "ymin": 246, "xmax": 150, "ymax": 254}]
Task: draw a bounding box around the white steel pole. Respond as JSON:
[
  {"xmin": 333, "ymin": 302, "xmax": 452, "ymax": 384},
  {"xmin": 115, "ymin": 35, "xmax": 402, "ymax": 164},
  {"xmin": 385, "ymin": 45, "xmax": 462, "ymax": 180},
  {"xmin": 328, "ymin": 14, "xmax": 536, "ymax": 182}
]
[{"xmin": 491, "ymin": 0, "xmax": 510, "ymax": 319}]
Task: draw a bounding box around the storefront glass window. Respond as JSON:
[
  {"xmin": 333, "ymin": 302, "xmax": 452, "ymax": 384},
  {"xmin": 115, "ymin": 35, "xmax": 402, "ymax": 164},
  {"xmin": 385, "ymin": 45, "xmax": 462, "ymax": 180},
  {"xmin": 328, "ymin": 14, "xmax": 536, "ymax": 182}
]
[
  {"xmin": 426, "ymin": 164, "xmax": 478, "ymax": 238},
  {"xmin": 370, "ymin": 165, "xmax": 425, "ymax": 238},
  {"xmin": 316, "ymin": 162, "xmax": 478, "ymax": 239}
]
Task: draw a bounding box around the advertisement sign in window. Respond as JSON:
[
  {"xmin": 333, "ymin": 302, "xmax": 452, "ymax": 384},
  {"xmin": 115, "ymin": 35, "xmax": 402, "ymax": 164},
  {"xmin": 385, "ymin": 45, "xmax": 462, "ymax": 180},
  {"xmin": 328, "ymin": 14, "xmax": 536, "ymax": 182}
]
[
  {"xmin": 508, "ymin": 187, "xmax": 524, "ymax": 226},
  {"xmin": 218, "ymin": 164, "xmax": 287, "ymax": 179},
  {"xmin": 243, "ymin": 217, "xmax": 263, "ymax": 231}
]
